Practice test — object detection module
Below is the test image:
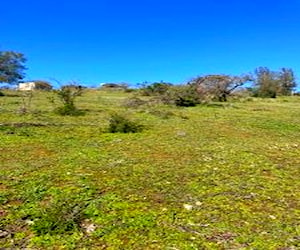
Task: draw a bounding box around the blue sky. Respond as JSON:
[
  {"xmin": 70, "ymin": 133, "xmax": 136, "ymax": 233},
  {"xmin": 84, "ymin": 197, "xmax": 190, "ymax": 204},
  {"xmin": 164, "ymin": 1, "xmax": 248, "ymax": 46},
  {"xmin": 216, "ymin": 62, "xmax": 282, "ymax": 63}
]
[{"xmin": 1, "ymin": 0, "xmax": 300, "ymax": 87}]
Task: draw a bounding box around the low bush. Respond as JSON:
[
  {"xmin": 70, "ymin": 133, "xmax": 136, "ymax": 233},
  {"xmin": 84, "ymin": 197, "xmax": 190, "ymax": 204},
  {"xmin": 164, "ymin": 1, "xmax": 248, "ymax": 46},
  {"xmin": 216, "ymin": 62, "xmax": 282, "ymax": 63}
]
[
  {"xmin": 31, "ymin": 196, "xmax": 87, "ymax": 235},
  {"xmin": 147, "ymin": 109, "xmax": 175, "ymax": 119},
  {"xmin": 123, "ymin": 97, "xmax": 147, "ymax": 108},
  {"xmin": 160, "ymin": 85, "xmax": 201, "ymax": 107},
  {"xmin": 55, "ymin": 104, "xmax": 85, "ymax": 116},
  {"xmin": 175, "ymin": 97, "xmax": 197, "ymax": 107},
  {"xmin": 140, "ymin": 82, "xmax": 172, "ymax": 96},
  {"xmin": 107, "ymin": 113, "xmax": 143, "ymax": 133}
]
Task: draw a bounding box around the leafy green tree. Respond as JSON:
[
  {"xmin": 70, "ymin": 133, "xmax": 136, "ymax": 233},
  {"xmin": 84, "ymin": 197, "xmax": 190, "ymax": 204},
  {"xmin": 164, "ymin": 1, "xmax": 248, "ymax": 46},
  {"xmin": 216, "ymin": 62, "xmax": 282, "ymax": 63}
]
[{"xmin": 0, "ymin": 51, "xmax": 27, "ymax": 84}]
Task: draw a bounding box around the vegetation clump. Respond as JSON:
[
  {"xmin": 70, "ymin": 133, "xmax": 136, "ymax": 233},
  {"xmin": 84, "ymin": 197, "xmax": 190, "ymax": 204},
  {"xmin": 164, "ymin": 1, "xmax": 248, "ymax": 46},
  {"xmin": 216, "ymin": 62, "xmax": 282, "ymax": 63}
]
[
  {"xmin": 161, "ymin": 84, "xmax": 201, "ymax": 106},
  {"xmin": 123, "ymin": 96, "xmax": 147, "ymax": 108},
  {"xmin": 251, "ymin": 67, "xmax": 296, "ymax": 98},
  {"xmin": 31, "ymin": 197, "xmax": 86, "ymax": 235},
  {"xmin": 54, "ymin": 84, "xmax": 85, "ymax": 116},
  {"xmin": 140, "ymin": 82, "xmax": 172, "ymax": 96},
  {"xmin": 107, "ymin": 113, "xmax": 143, "ymax": 133}
]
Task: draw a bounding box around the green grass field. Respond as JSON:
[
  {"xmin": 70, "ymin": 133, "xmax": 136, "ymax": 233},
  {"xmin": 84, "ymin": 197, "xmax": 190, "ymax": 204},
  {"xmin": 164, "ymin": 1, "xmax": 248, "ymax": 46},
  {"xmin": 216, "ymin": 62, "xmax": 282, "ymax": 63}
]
[{"xmin": 0, "ymin": 89, "xmax": 299, "ymax": 249}]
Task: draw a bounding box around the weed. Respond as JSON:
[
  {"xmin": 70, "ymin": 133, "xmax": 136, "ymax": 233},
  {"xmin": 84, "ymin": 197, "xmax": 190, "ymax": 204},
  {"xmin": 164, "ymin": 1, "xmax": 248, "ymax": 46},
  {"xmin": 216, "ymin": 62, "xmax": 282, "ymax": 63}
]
[{"xmin": 31, "ymin": 194, "xmax": 88, "ymax": 235}]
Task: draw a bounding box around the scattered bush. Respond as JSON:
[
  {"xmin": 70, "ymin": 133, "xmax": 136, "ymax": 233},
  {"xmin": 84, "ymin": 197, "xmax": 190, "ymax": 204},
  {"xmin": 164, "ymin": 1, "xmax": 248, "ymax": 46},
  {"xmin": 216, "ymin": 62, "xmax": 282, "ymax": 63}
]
[
  {"xmin": 140, "ymin": 82, "xmax": 172, "ymax": 96},
  {"xmin": 55, "ymin": 104, "xmax": 85, "ymax": 116},
  {"xmin": 137, "ymin": 83, "xmax": 201, "ymax": 107},
  {"xmin": 147, "ymin": 109, "xmax": 175, "ymax": 119},
  {"xmin": 252, "ymin": 88, "xmax": 277, "ymax": 98},
  {"xmin": 123, "ymin": 97, "xmax": 147, "ymax": 108},
  {"xmin": 175, "ymin": 97, "xmax": 197, "ymax": 107},
  {"xmin": 0, "ymin": 90, "xmax": 4, "ymax": 96},
  {"xmin": 107, "ymin": 113, "xmax": 143, "ymax": 133},
  {"xmin": 161, "ymin": 85, "xmax": 201, "ymax": 107},
  {"xmin": 31, "ymin": 195, "xmax": 87, "ymax": 235},
  {"xmin": 54, "ymin": 84, "xmax": 84, "ymax": 116}
]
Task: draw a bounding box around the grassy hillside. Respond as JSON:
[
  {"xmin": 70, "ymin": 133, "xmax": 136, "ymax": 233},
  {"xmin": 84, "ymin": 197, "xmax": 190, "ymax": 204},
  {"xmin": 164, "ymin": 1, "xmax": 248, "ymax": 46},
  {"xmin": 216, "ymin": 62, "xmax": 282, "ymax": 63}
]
[{"xmin": 0, "ymin": 89, "xmax": 299, "ymax": 249}]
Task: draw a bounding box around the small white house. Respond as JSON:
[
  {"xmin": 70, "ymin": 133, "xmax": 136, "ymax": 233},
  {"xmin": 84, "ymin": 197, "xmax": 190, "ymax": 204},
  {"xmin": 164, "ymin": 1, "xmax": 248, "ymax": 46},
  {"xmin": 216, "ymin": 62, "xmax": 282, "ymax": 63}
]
[{"xmin": 18, "ymin": 82, "xmax": 36, "ymax": 91}]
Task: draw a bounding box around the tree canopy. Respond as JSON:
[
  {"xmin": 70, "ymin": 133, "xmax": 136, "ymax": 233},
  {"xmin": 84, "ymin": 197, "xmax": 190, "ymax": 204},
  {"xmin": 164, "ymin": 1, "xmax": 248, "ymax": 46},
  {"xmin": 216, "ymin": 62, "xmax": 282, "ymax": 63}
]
[
  {"xmin": 190, "ymin": 74, "xmax": 252, "ymax": 102},
  {"xmin": 0, "ymin": 51, "xmax": 27, "ymax": 84},
  {"xmin": 253, "ymin": 67, "xmax": 296, "ymax": 97}
]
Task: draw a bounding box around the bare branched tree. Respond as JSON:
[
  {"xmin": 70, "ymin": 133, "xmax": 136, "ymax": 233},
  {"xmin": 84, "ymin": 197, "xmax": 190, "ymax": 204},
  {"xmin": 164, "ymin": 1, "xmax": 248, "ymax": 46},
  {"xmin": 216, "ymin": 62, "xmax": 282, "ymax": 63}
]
[{"xmin": 189, "ymin": 74, "xmax": 252, "ymax": 102}]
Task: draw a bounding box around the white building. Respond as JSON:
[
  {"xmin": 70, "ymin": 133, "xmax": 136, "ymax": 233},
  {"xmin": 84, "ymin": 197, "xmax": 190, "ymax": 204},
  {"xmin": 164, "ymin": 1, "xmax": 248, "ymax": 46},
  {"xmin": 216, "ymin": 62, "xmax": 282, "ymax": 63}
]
[{"xmin": 18, "ymin": 82, "xmax": 36, "ymax": 91}]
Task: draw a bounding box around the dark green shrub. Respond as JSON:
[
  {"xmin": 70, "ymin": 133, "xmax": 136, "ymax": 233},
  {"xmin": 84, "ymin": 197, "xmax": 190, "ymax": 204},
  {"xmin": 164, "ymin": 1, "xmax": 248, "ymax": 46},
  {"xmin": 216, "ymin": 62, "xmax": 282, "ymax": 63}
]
[
  {"xmin": 175, "ymin": 97, "xmax": 197, "ymax": 107},
  {"xmin": 0, "ymin": 90, "xmax": 4, "ymax": 96},
  {"xmin": 108, "ymin": 113, "xmax": 143, "ymax": 133},
  {"xmin": 160, "ymin": 85, "xmax": 201, "ymax": 106}
]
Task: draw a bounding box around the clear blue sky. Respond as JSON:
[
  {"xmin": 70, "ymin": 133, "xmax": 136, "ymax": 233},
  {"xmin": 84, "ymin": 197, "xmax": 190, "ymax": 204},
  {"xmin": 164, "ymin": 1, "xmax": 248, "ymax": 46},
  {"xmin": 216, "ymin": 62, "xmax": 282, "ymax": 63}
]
[{"xmin": 2, "ymin": 0, "xmax": 300, "ymax": 87}]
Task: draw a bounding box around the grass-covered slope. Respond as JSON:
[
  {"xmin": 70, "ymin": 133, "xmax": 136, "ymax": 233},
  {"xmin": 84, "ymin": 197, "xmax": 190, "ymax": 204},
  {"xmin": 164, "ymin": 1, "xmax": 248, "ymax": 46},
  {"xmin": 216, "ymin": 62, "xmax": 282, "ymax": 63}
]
[{"xmin": 0, "ymin": 90, "xmax": 299, "ymax": 249}]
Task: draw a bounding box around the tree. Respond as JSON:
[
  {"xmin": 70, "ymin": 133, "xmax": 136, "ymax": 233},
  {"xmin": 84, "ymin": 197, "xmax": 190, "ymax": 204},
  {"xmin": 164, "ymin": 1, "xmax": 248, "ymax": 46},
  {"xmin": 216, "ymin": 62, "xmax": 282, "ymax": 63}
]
[
  {"xmin": 253, "ymin": 67, "xmax": 297, "ymax": 97},
  {"xmin": 0, "ymin": 51, "xmax": 27, "ymax": 84},
  {"xmin": 278, "ymin": 68, "xmax": 296, "ymax": 95},
  {"xmin": 190, "ymin": 74, "xmax": 252, "ymax": 102},
  {"xmin": 253, "ymin": 67, "xmax": 279, "ymax": 98}
]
